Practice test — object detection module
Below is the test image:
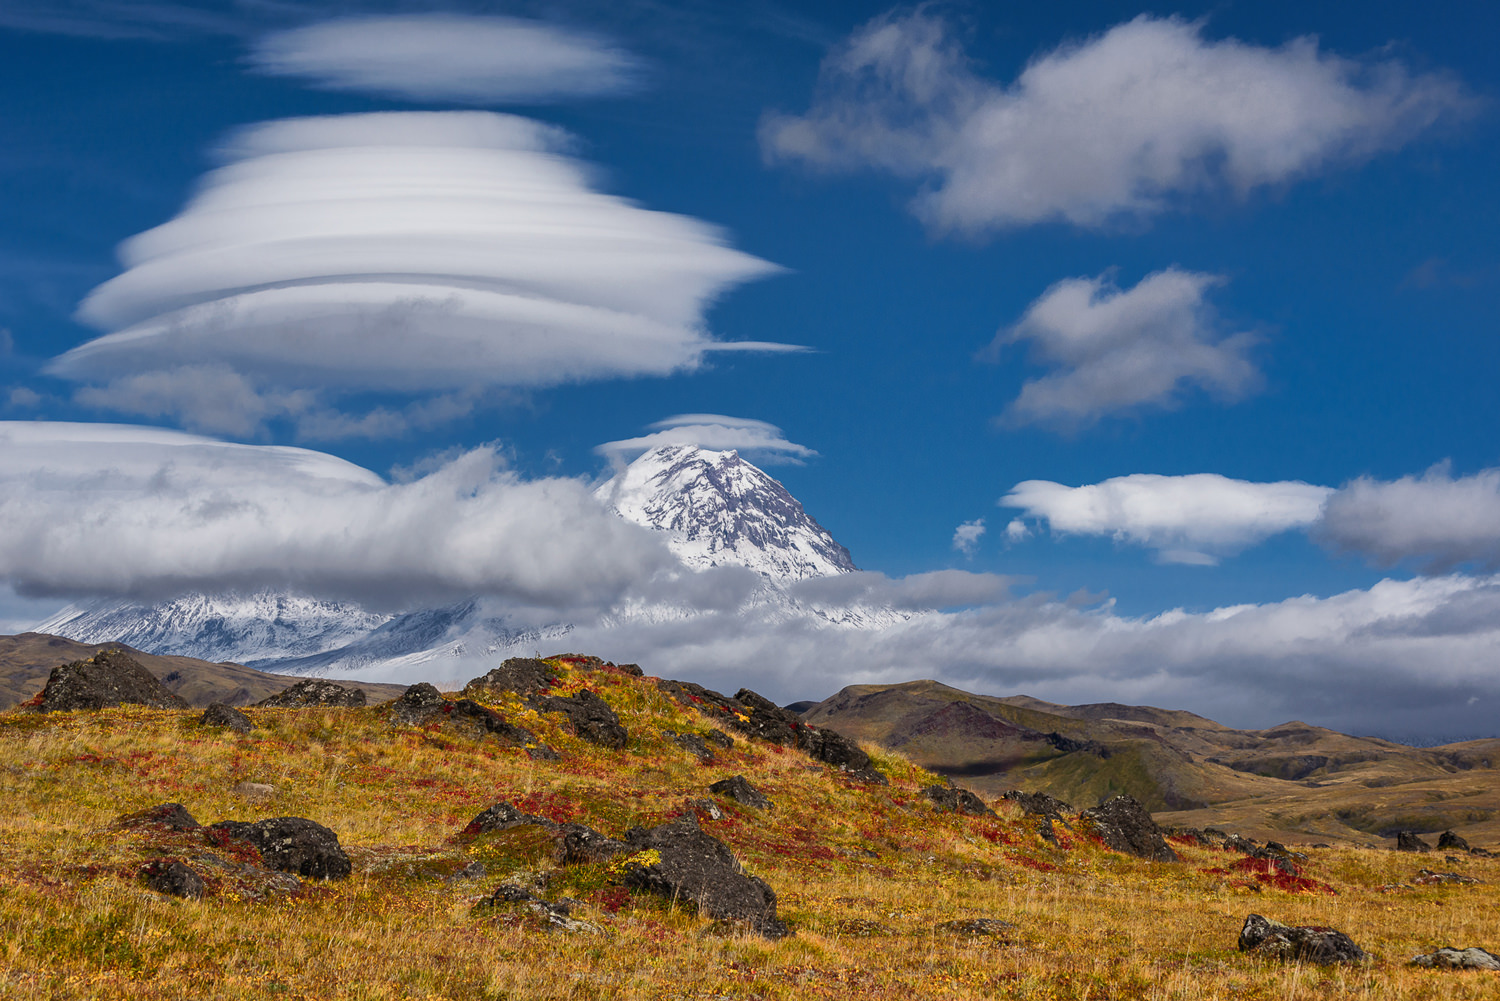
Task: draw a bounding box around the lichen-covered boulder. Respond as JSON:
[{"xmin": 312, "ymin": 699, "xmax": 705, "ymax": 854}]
[
  {"xmin": 207, "ymin": 817, "xmax": 351, "ymax": 880},
  {"xmin": 1238, "ymin": 914, "xmax": 1368, "ymax": 965},
  {"xmin": 532, "ymin": 689, "xmax": 628, "ymax": 749},
  {"xmin": 36, "ymin": 650, "xmax": 189, "ymax": 713},
  {"xmin": 1409, "ymin": 947, "xmax": 1500, "ymax": 970},
  {"xmin": 1082, "ymin": 795, "xmax": 1178, "ymax": 862},
  {"xmin": 622, "ymin": 813, "xmax": 789, "ymax": 939},
  {"xmin": 388, "ymin": 683, "xmax": 447, "ymax": 726},
  {"xmin": 141, "ymin": 859, "xmax": 204, "ymax": 899},
  {"xmin": 256, "ymin": 679, "xmax": 365, "ymax": 708},
  {"xmin": 923, "ymin": 784, "xmax": 996, "ymax": 817},
  {"xmin": 462, "ymin": 658, "xmax": 555, "ymax": 698},
  {"xmin": 199, "ymin": 702, "xmax": 253, "ymax": 733},
  {"xmin": 709, "ymin": 775, "xmax": 773, "ymax": 811},
  {"xmin": 1001, "ymin": 790, "xmax": 1073, "ymax": 820},
  {"xmin": 114, "ymin": 802, "xmax": 202, "ymax": 832}
]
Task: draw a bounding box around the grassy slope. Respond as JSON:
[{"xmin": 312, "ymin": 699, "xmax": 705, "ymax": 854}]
[
  {"xmin": 0, "ymin": 633, "xmax": 406, "ymax": 709},
  {"xmin": 2, "ymin": 657, "xmax": 1498, "ymax": 1000}
]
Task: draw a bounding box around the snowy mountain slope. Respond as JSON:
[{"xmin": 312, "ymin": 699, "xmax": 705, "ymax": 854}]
[
  {"xmin": 34, "ymin": 444, "xmax": 897, "ymax": 675},
  {"xmin": 595, "ymin": 444, "xmax": 855, "ymax": 581}
]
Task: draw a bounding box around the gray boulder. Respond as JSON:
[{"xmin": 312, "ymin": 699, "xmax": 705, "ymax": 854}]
[
  {"xmin": 709, "ymin": 775, "xmax": 773, "ymax": 811},
  {"xmin": 1396, "ymin": 831, "xmax": 1433, "ymax": 853},
  {"xmin": 1409, "ymin": 947, "xmax": 1500, "ymax": 970},
  {"xmin": 207, "ymin": 817, "xmax": 352, "ymax": 880},
  {"xmin": 36, "ymin": 650, "xmax": 189, "ymax": 713},
  {"xmin": 256, "ymin": 679, "xmax": 365, "ymax": 708},
  {"xmin": 141, "ymin": 859, "xmax": 204, "ymax": 899},
  {"xmin": 1437, "ymin": 830, "xmax": 1471, "ymax": 852},
  {"xmin": 388, "ymin": 683, "xmax": 447, "ymax": 726},
  {"xmin": 1238, "ymin": 914, "xmax": 1368, "ymax": 964},
  {"xmin": 532, "ymin": 689, "xmax": 628, "ymax": 749},
  {"xmin": 114, "ymin": 802, "xmax": 202, "ymax": 832},
  {"xmin": 463, "ymin": 658, "xmax": 555, "ymax": 698},
  {"xmin": 622, "ymin": 812, "xmax": 789, "ymax": 939},
  {"xmin": 1001, "ymin": 790, "xmax": 1072, "ymax": 820},
  {"xmin": 1082, "ymin": 794, "xmax": 1179, "ymax": 862},
  {"xmin": 923, "ymin": 784, "xmax": 996, "ymax": 817},
  {"xmin": 199, "ymin": 702, "xmax": 253, "ymax": 734}
]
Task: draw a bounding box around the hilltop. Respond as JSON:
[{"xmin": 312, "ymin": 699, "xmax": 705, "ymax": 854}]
[{"xmin": 1, "ymin": 651, "xmax": 1497, "ymax": 1000}]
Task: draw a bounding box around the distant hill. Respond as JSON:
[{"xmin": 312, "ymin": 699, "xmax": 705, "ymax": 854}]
[
  {"xmin": 804, "ymin": 679, "xmax": 1500, "ymax": 846},
  {"xmin": 0, "ymin": 633, "xmax": 406, "ymax": 709}
]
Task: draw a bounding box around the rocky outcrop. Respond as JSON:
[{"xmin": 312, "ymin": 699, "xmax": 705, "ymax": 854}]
[
  {"xmin": 923, "ymin": 784, "xmax": 995, "ymax": 817},
  {"xmin": 207, "ymin": 817, "xmax": 352, "ymax": 880},
  {"xmin": 474, "ymin": 884, "xmax": 600, "ymax": 934},
  {"xmin": 388, "ymin": 683, "xmax": 447, "ymax": 726},
  {"xmin": 1437, "ymin": 830, "xmax": 1471, "ymax": 852},
  {"xmin": 256, "ymin": 679, "xmax": 365, "ymax": 708},
  {"xmin": 1396, "ymin": 831, "xmax": 1433, "ymax": 853},
  {"xmin": 621, "ymin": 813, "xmax": 789, "ymax": 939},
  {"xmin": 1002, "ymin": 790, "xmax": 1073, "ymax": 820},
  {"xmin": 388, "ymin": 684, "xmax": 554, "ymax": 756},
  {"xmin": 140, "ymin": 859, "xmax": 204, "ymax": 899},
  {"xmin": 199, "ymin": 702, "xmax": 253, "ymax": 733},
  {"xmin": 36, "ymin": 650, "xmax": 189, "ymax": 713},
  {"xmin": 114, "ymin": 802, "xmax": 202, "ymax": 832},
  {"xmin": 1081, "ymin": 795, "xmax": 1178, "ymax": 863},
  {"xmin": 1409, "ymin": 947, "xmax": 1500, "ymax": 970},
  {"xmin": 710, "ymin": 775, "xmax": 773, "ymax": 811},
  {"xmin": 463, "ymin": 658, "xmax": 555, "ymax": 698},
  {"xmin": 532, "ymin": 689, "xmax": 628, "ymax": 750},
  {"xmin": 1238, "ymin": 914, "xmax": 1368, "ymax": 964}
]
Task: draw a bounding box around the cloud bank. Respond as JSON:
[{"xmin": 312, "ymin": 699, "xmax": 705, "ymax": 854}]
[
  {"xmin": 762, "ymin": 11, "xmax": 1471, "ymax": 233},
  {"xmin": 1319, "ymin": 465, "xmax": 1500, "ymax": 572},
  {"xmin": 596, "ymin": 414, "xmax": 817, "ymax": 464},
  {"xmin": 0, "ymin": 421, "xmax": 672, "ymax": 610},
  {"xmin": 1003, "ymin": 473, "xmax": 1334, "ymax": 565},
  {"xmin": 250, "ymin": 15, "xmax": 642, "ymax": 104},
  {"xmin": 52, "ymin": 112, "xmax": 786, "ymax": 435},
  {"xmin": 992, "ymin": 269, "xmax": 1259, "ymax": 427}
]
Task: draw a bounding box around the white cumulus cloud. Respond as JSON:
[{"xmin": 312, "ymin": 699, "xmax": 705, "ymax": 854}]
[
  {"xmin": 250, "ymin": 14, "xmax": 642, "ymax": 104},
  {"xmin": 992, "ymin": 268, "xmax": 1259, "ymax": 427},
  {"xmin": 1317, "ymin": 464, "xmax": 1500, "ymax": 572},
  {"xmin": 596, "ymin": 414, "xmax": 817, "ymax": 465},
  {"xmin": 1002, "ymin": 472, "xmax": 1334, "ymax": 565},
  {"xmin": 0, "ymin": 421, "xmax": 673, "ymax": 610},
  {"xmin": 50, "ymin": 112, "xmax": 787, "ymax": 435},
  {"xmin": 762, "ymin": 11, "xmax": 1471, "ymax": 234},
  {"xmin": 951, "ymin": 518, "xmax": 985, "ymax": 555}
]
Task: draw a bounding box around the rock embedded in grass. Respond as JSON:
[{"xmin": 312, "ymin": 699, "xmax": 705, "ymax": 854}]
[
  {"xmin": 709, "ymin": 775, "xmax": 772, "ymax": 811},
  {"xmin": 207, "ymin": 817, "xmax": 352, "ymax": 880},
  {"xmin": 1081, "ymin": 794, "xmax": 1179, "ymax": 863},
  {"xmin": 1437, "ymin": 830, "xmax": 1470, "ymax": 852},
  {"xmin": 141, "ymin": 859, "xmax": 204, "ymax": 900},
  {"xmin": 1001, "ymin": 790, "xmax": 1072, "ymax": 821},
  {"xmin": 936, "ymin": 918, "xmax": 1016, "ymax": 939},
  {"xmin": 621, "ymin": 812, "xmax": 789, "ymax": 940},
  {"xmin": 35, "ymin": 649, "xmax": 189, "ymax": 713},
  {"xmin": 388, "ymin": 683, "xmax": 447, "ymax": 726},
  {"xmin": 1396, "ymin": 830, "xmax": 1433, "ymax": 853},
  {"xmin": 1238, "ymin": 914, "xmax": 1368, "ymax": 965},
  {"xmin": 462, "ymin": 658, "xmax": 555, "ymax": 698},
  {"xmin": 256, "ymin": 678, "xmax": 365, "ymax": 708},
  {"xmin": 923, "ymin": 784, "xmax": 996, "ymax": 817},
  {"xmin": 114, "ymin": 802, "xmax": 202, "ymax": 832},
  {"xmin": 531, "ymin": 688, "xmax": 628, "ymax": 750},
  {"xmin": 1408, "ymin": 946, "xmax": 1500, "ymax": 970},
  {"xmin": 199, "ymin": 702, "xmax": 253, "ymax": 733}
]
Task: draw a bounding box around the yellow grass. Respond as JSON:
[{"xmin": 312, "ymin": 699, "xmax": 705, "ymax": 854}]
[{"xmin": 1, "ymin": 659, "xmax": 1497, "ymax": 1000}]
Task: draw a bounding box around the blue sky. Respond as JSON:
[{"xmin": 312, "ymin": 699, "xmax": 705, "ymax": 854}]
[{"xmin": 3, "ymin": 0, "xmax": 1500, "ymax": 737}]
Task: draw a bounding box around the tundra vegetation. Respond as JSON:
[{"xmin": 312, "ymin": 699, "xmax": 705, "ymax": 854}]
[{"xmin": 1, "ymin": 653, "xmax": 1497, "ymax": 1000}]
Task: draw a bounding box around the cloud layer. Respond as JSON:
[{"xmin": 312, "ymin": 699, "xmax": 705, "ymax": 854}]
[
  {"xmin": 762, "ymin": 11, "xmax": 1470, "ymax": 233},
  {"xmin": 52, "ymin": 112, "xmax": 785, "ymax": 435},
  {"xmin": 1319, "ymin": 465, "xmax": 1500, "ymax": 572},
  {"xmin": 0, "ymin": 421, "xmax": 672, "ymax": 609},
  {"xmin": 250, "ymin": 15, "xmax": 641, "ymax": 104},
  {"xmin": 992, "ymin": 268, "xmax": 1259, "ymax": 427},
  {"xmin": 595, "ymin": 414, "xmax": 817, "ymax": 464},
  {"xmin": 1003, "ymin": 472, "xmax": 1334, "ymax": 564}
]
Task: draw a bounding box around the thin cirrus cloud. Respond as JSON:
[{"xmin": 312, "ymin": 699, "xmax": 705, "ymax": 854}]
[
  {"xmin": 990, "ymin": 268, "xmax": 1259, "ymax": 428},
  {"xmin": 1317, "ymin": 464, "xmax": 1500, "ymax": 572},
  {"xmin": 49, "ymin": 111, "xmax": 790, "ymax": 437},
  {"xmin": 595, "ymin": 414, "xmax": 817, "ymax": 465},
  {"xmin": 249, "ymin": 14, "xmax": 642, "ymax": 104},
  {"xmin": 0, "ymin": 421, "xmax": 674, "ymax": 611},
  {"xmin": 761, "ymin": 10, "xmax": 1473, "ymax": 234},
  {"xmin": 1002, "ymin": 472, "xmax": 1335, "ymax": 565}
]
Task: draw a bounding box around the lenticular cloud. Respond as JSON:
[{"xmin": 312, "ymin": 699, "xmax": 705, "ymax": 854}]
[{"xmin": 52, "ymin": 112, "xmax": 784, "ymax": 395}]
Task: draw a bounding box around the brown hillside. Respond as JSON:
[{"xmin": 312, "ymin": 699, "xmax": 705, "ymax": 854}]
[
  {"xmin": 804, "ymin": 680, "xmax": 1500, "ymax": 846},
  {"xmin": 0, "ymin": 632, "xmax": 405, "ymax": 709}
]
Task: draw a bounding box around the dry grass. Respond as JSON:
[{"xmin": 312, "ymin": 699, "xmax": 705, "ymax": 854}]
[{"xmin": 2, "ymin": 659, "xmax": 1497, "ymax": 1000}]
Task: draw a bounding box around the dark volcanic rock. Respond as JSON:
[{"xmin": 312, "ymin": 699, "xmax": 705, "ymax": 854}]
[
  {"xmin": 449, "ymin": 699, "xmax": 542, "ymax": 747},
  {"xmin": 1409, "ymin": 947, "xmax": 1500, "ymax": 970},
  {"xmin": 1396, "ymin": 831, "xmax": 1433, "ymax": 853},
  {"xmin": 923, "ymin": 784, "xmax": 996, "ymax": 817},
  {"xmin": 114, "ymin": 802, "xmax": 202, "ymax": 832},
  {"xmin": 463, "ymin": 658, "xmax": 555, "ymax": 698},
  {"xmin": 1437, "ymin": 830, "xmax": 1471, "ymax": 852},
  {"xmin": 199, "ymin": 702, "xmax": 253, "ymax": 734},
  {"xmin": 37, "ymin": 650, "xmax": 189, "ymax": 713},
  {"xmin": 388, "ymin": 683, "xmax": 447, "ymax": 726},
  {"xmin": 1238, "ymin": 913, "xmax": 1368, "ymax": 965},
  {"xmin": 141, "ymin": 859, "xmax": 204, "ymax": 899},
  {"xmin": 1082, "ymin": 795, "xmax": 1179, "ymax": 863},
  {"xmin": 462, "ymin": 802, "xmax": 557, "ymax": 838},
  {"xmin": 710, "ymin": 775, "xmax": 773, "ymax": 811},
  {"xmin": 1002, "ymin": 790, "xmax": 1073, "ymax": 820},
  {"xmin": 622, "ymin": 813, "xmax": 789, "ymax": 939},
  {"xmin": 553, "ymin": 823, "xmax": 631, "ymax": 865},
  {"xmin": 665, "ymin": 730, "xmax": 716, "ymax": 761},
  {"xmin": 207, "ymin": 817, "xmax": 351, "ymax": 880},
  {"xmin": 256, "ymin": 679, "xmax": 365, "ymax": 708},
  {"xmin": 474, "ymin": 883, "xmax": 600, "ymax": 934},
  {"xmin": 799, "ymin": 724, "xmax": 888, "ymax": 784},
  {"xmin": 532, "ymin": 689, "xmax": 628, "ymax": 749}
]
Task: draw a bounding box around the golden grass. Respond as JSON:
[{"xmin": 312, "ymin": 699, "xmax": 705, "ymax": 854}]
[{"xmin": 2, "ymin": 660, "xmax": 1497, "ymax": 1000}]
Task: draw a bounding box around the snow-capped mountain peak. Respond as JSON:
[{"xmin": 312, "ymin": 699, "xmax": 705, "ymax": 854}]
[{"xmin": 595, "ymin": 444, "xmax": 855, "ymax": 582}]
